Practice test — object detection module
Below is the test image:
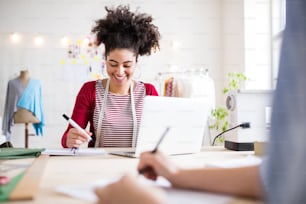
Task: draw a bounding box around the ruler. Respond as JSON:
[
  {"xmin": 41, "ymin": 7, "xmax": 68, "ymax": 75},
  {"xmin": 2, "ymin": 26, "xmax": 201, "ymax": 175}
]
[{"xmin": 9, "ymin": 154, "xmax": 49, "ymax": 200}]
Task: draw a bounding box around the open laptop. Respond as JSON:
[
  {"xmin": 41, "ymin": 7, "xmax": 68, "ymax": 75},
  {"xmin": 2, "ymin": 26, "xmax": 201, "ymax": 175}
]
[{"xmin": 109, "ymin": 96, "xmax": 210, "ymax": 158}]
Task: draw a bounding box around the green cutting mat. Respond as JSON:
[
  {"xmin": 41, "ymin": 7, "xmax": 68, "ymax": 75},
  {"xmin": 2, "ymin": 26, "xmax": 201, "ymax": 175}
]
[
  {"xmin": 0, "ymin": 172, "xmax": 25, "ymax": 202},
  {"xmin": 0, "ymin": 148, "xmax": 45, "ymax": 160}
]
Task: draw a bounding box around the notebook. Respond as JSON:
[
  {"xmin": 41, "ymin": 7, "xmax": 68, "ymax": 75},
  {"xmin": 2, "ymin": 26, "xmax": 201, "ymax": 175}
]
[
  {"xmin": 109, "ymin": 96, "xmax": 210, "ymax": 158},
  {"xmin": 42, "ymin": 148, "xmax": 107, "ymax": 156}
]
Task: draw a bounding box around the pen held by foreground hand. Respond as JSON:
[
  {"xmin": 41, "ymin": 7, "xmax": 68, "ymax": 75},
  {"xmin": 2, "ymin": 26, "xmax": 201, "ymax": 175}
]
[{"xmin": 138, "ymin": 127, "xmax": 170, "ymax": 175}]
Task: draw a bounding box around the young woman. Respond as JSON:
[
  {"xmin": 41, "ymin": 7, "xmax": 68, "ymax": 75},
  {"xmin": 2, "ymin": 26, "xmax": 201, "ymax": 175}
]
[{"xmin": 61, "ymin": 5, "xmax": 160, "ymax": 148}]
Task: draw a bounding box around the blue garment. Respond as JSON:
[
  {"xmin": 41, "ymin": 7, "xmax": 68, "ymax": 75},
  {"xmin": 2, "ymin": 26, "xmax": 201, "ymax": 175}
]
[
  {"xmin": 266, "ymin": 0, "xmax": 306, "ymax": 203},
  {"xmin": 17, "ymin": 79, "xmax": 44, "ymax": 136}
]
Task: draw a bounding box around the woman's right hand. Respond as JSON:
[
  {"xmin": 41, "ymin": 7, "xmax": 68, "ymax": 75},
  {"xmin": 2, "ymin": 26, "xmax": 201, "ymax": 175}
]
[
  {"xmin": 95, "ymin": 174, "xmax": 166, "ymax": 204},
  {"xmin": 66, "ymin": 128, "xmax": 91, "ymax": 148},
  {"xmin": 137, "ymin": 150, "xmax": 179, "ymax": 183}
]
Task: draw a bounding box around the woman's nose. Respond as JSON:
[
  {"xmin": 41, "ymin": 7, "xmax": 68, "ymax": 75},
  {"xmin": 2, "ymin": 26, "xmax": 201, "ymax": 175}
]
[{"xmin": 117, "ymin": 65, "xmax": 125, "ymax": 75}]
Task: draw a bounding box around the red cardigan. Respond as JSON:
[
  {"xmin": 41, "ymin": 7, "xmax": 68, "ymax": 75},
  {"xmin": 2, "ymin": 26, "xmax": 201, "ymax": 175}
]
[{"xmin": 61, "ymin": 81, "xmax": 159, "ymax": 148}]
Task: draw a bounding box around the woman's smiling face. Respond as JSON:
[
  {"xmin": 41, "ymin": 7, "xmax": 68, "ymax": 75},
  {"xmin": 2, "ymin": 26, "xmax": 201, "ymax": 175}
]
[{"xmin": 106, "ymin": 48, "xmax": 137, "ymax": 88}]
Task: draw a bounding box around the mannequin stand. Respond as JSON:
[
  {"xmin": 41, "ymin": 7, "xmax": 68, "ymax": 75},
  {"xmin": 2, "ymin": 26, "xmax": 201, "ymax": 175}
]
[
  {"xmin": 24, "ymin": 123, "xmax": 36, "ymax": 148},
  {"xmin": 14, "ymin": 108, "xmax": 39, "ymax": 148}
]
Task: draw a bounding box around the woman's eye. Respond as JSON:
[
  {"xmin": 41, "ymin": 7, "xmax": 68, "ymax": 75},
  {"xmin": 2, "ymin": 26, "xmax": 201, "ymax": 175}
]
[{"xmin": 108, "ymin": 62, "xmax": 133, "ymax": 68}]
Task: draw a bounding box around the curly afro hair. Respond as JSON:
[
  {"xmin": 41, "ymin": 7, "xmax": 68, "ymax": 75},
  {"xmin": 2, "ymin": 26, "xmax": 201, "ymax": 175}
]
[{"xmin": 91, "ymin": 5, "xmax": 161, "ymax": 58}]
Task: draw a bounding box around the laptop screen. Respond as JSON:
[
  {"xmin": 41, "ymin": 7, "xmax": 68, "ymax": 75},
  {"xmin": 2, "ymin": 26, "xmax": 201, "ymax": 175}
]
[{"xmin": 134, "ymin": 96, "xmax": 210, "ymax": 156}]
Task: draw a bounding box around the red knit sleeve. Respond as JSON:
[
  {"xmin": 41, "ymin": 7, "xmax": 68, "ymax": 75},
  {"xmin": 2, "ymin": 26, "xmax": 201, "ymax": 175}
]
[
  {"xmin": 61, "ymin": 81, "xmax": 96, "ymax": 148},
  {"xmin": 144, "ymin": 83, "xmax": 159, "ymax": 96}
]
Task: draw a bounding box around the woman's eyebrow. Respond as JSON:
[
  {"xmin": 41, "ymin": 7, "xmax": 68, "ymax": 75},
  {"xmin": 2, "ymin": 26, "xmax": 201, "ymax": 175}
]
[
  {"xmin": 108, "ymin": 59, "xmax": 118, "ymax": 63},
  {"xmin": 108, "ymin": 59, "xmax": 133, "ymax": 64}
]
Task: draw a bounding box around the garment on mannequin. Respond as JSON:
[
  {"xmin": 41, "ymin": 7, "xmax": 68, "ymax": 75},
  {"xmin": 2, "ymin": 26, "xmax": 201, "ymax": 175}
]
[
  {"xmin": 2, "ymin": 69, "xmax": 44, "ymax": 142},
  {"xmin": 15, "ymin": 70, "xmax": 37, "ymax": 123}
]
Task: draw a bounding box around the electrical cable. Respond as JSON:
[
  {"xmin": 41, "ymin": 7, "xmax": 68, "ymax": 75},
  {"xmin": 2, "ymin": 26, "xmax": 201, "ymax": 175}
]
[{"xmin": 212, "ymin": 122, "xmax": 250, "ymax": 146}]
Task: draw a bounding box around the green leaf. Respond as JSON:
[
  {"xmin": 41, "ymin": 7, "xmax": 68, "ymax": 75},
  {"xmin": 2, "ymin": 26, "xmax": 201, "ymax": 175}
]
[{"xmin": 209, "ymin": 72, "xmax": 248, "ymax": 138}]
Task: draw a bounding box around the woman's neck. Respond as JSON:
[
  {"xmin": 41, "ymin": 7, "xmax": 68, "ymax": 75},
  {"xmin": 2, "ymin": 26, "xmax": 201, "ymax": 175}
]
[{"xmin": 105, "ymin": 79, "xmax": 133, "ymax": 95}]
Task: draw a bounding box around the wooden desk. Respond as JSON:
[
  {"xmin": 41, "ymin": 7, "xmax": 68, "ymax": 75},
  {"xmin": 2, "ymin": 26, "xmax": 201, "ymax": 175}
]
[{"xmin": 5, "ymin": 146, "xmax": 262, "ymax": 204}]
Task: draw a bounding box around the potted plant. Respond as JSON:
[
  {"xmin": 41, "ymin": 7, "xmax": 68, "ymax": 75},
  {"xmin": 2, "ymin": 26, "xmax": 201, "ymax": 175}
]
[{"xmin": 209, "ymin": 72, "xmax": 247, "ymax": 145}]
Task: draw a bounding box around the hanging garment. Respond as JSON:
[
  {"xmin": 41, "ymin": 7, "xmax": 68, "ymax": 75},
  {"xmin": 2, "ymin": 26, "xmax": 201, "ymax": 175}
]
[
  {"xmin": 163, "ymin": 77, "xmax": 174, "ymax": 96},
  {"xmin": 172, "ymin": 76, "xmax": 193, "ymax": 98}
]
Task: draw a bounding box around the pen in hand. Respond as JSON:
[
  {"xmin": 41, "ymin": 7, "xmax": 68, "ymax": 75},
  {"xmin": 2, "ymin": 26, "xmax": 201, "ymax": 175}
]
[
  {"xmin": 62, "ymin": 114, "xmax": 92, "ymax": 153},
  {"xmin": 63, "ymin": 114, "xmax": 92, "ymax": 142},
  {"xmin": 138, "ymin": 126, "xmax": 170, "ymax": 175}
]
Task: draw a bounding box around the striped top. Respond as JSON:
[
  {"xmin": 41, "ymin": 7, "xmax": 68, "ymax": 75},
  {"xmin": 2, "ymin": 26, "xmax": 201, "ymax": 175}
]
[
  {"xmin": 61, "ymin": 80, "xmax": 158, "ymax": 148},
  {"xmin": 93, "ymin": 80, "xmax": 145, "ymax": 147}
]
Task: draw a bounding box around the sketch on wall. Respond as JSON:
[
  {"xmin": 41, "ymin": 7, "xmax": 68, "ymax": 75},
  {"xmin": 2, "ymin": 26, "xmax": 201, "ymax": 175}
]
[{"xmin": 60, "ymin": 36, "xmax": 107, "ymax": 82}]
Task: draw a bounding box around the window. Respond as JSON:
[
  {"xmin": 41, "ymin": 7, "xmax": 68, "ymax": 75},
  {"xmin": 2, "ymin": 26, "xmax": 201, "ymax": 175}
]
[
  {"xmin": 271, "ymin": 0, "xmax": 286, "ymax": 88},
  {"xmin": 244, "ymin": 0, "xmax": 285, "ymax": 90}
]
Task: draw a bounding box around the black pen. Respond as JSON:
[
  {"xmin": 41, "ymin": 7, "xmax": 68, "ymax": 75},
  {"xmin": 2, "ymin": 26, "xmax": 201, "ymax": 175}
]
[
  {"xmin": 138, "ymin": 126, "xmax": 170, "ymax": 174},
  {"xmin": 63, "ymin": 114, "xmax": 92, "ymax": 154},
  {"xmin": 62, "ymin": 114, "xmax": 92, "ymax": 141}
]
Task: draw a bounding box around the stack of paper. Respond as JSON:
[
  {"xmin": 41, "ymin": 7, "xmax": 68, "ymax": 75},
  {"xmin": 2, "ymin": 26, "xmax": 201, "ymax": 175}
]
[
  {"xmin": 206, "ymin": 155, "xmax": 263, "ymax": 168},
  {"xmin": 55, "ymin": 176, "xmax": 233, "ymax": 204},
  {"xmin": 42, "ymin": 148, "xmax": 106, "ymax": 156}
]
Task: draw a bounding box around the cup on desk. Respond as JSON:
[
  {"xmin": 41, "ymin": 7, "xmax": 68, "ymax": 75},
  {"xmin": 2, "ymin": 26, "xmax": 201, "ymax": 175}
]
[{"xmin": 254, "ymin": 141, "xmax": 268, "ymax": 156}]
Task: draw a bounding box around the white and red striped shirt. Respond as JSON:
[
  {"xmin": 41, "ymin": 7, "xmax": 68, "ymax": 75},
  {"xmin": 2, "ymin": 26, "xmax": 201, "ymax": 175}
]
[{"xmin": 93, "ymin": 80, "xmax": 145, "ymax": 147}]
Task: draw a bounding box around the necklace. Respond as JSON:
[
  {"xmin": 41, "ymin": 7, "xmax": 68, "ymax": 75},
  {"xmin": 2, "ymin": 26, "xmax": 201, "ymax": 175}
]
[{"xmin": 95, "ymin": 79, "xmax": 137, "ymax": 147}]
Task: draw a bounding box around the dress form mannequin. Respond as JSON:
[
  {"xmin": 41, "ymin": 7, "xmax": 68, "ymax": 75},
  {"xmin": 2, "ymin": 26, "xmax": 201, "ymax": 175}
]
[
  {"xmin": 13, "ymin": 70, "xmax": 40, "ymax": 148},
  {"xmin": 14, "ymin": 108, "xmax": 40, "ymax": 124},
  {"xmin": 19, "ymin": 69, "xmax": 30, "ymax": 88}
]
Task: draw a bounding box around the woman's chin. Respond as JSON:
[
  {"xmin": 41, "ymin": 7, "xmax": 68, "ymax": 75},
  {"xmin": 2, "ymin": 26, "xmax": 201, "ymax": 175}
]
[{"xmin": 111, "ymin": 76, "xmax": 129, "ymax": 84}]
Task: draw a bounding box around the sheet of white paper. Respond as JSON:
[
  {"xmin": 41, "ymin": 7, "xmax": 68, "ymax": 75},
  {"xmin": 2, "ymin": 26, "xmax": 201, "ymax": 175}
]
[
  {"xmin": 206, "ymin": 155, "xmax": 263, "ymax": 168},
  {"xmin": 42, "ymin": 148, "xmax": 107, "ymax": 156},
  {"xmin": 55, "ymin": 177, "xmax": 232, "ymax": 204}
]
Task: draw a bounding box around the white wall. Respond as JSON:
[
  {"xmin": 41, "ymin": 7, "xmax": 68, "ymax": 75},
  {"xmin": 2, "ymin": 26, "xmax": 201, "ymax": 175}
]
[
  {"xmin": 0, "ymin": 0, "xmax": 247, "ymax": 148},
  {"xmin": 221, "ymin": 0, "xmax": 245, "ymax": 95}
]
